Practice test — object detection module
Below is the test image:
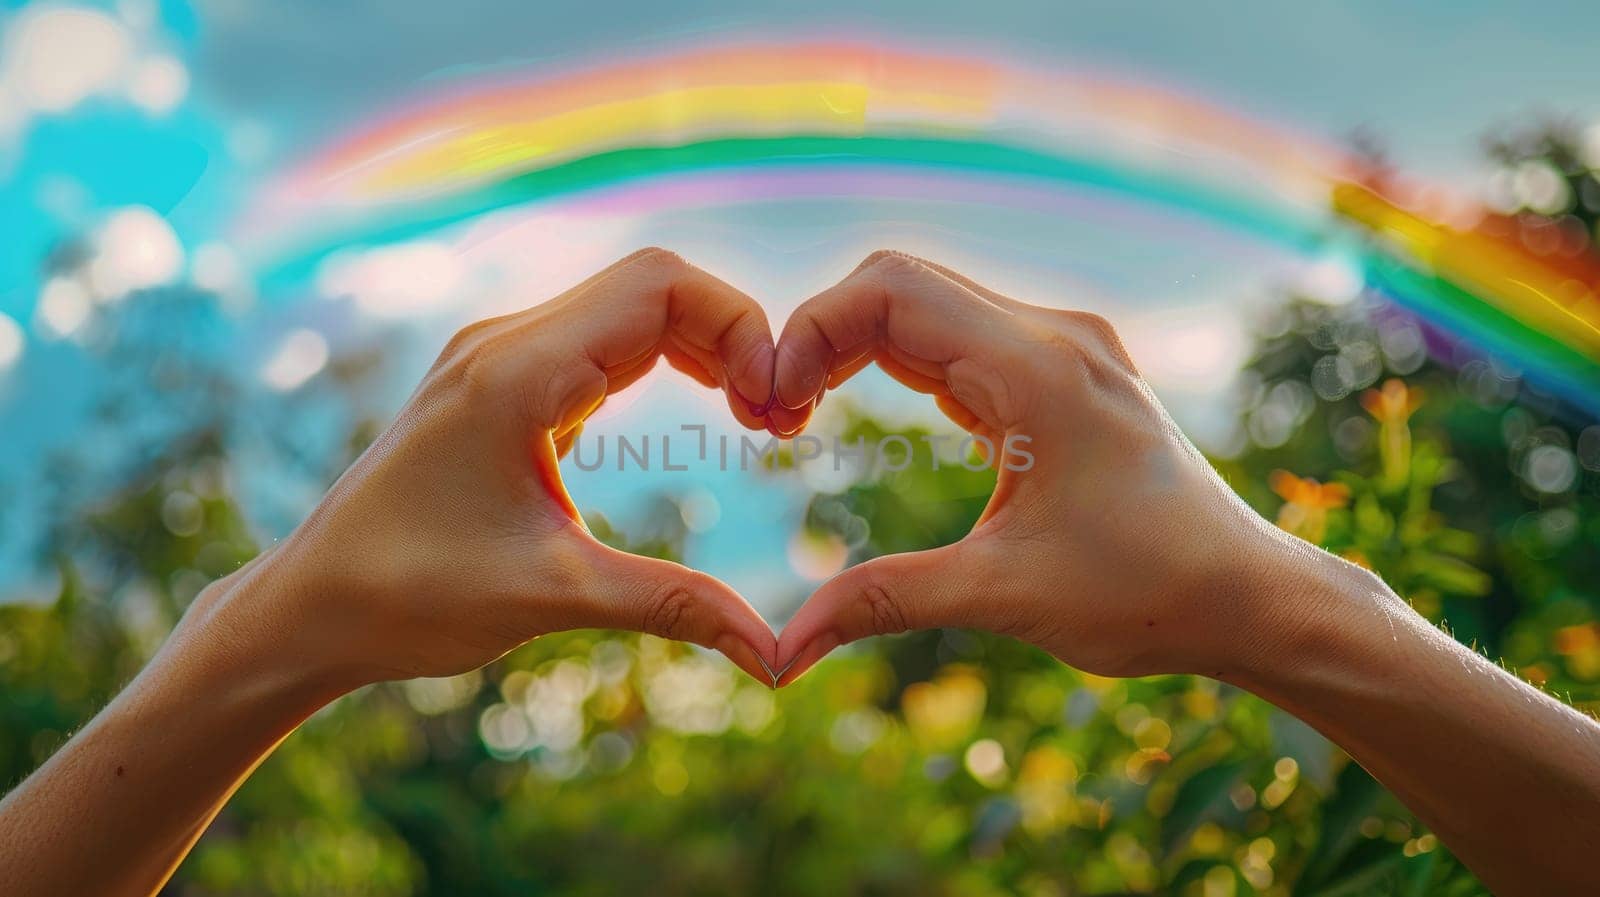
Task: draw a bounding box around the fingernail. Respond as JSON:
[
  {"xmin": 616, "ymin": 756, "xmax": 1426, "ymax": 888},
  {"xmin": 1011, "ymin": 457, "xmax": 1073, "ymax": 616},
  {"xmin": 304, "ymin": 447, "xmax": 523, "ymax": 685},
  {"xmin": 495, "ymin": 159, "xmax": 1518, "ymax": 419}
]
[
  {"xmin": 778, "ymin": 391, "xmax": 812, "ymax": 412},
  {"xmin": 773, "ymin": 342, "xmax": 812, "ymax": 410},
  {"xmin": 775, "ymin": 632, "xmax": 841, "ymax": 688},
  {"xmin": 738, "ymin": 344, "xmax": 776, "ymax": 417},
  {"xmin": 766, "ymin": 403, "xmax": 810, "ymax": 439},
  {"xmin": 715, "ymin": 634, "xmax": 776, "ymax": 686}
]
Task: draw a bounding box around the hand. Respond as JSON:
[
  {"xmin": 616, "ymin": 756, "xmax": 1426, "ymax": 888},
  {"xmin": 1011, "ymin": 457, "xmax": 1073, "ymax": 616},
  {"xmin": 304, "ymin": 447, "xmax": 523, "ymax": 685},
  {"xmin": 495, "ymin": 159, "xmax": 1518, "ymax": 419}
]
[
  {"xmin": 222, "ymin": 248, "xmax": 780, "ymax": 687},
  {"xmin": 770, "ymin": 251, "xmax": 1304, "ymax": 684}
]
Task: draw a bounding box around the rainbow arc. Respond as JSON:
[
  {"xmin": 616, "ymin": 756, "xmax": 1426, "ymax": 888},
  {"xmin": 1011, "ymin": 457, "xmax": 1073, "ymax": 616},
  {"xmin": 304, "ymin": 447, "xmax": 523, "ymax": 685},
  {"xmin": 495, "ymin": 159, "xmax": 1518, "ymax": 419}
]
[{"xmin": 241, "ymin": 41, "xmax": 1600, "ymax": 415}]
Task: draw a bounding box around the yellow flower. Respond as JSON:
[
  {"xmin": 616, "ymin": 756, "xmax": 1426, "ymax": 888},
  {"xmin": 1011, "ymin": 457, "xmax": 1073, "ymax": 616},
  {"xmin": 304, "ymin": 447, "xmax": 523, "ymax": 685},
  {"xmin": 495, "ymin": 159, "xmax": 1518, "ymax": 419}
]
[
  {"xmin": 901, "ymin": 665, "xmax": 986, "ymax": 751},
  {"xmin": 1270, "ymin": 470, "xmax": 1349, "ymax": 544}
]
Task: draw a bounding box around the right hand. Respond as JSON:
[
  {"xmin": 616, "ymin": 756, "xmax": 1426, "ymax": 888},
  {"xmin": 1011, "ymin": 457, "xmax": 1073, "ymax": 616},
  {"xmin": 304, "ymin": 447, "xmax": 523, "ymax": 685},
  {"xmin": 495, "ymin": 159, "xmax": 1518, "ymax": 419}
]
[{"xmin": 770, "ymin": 251, "xmax": 1310, "ymax": 685}]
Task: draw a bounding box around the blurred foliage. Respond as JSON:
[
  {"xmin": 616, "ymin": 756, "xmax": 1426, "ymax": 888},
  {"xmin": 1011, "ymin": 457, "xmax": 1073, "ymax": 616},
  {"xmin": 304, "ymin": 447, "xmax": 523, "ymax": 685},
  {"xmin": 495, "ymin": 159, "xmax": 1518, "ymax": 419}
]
[
  {"xmin": 5, "ymin": 129, "xmax": 1600, "ymax": 896},
  {"xmin": 1482, "ymin": 118, "xmax": 1600, "ymax": 240}
]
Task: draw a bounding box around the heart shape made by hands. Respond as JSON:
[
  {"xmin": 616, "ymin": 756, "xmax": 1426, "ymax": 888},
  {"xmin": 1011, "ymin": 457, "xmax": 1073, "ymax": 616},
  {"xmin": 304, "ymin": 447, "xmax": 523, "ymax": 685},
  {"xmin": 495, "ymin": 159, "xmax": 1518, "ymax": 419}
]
[
  {"xmin": 541, "ymin": 250, "xmax": 1026, "ymax": 687},
  {"xmin": 537, "ymin": 249, "xmax": 1248, "ymax": 693}
]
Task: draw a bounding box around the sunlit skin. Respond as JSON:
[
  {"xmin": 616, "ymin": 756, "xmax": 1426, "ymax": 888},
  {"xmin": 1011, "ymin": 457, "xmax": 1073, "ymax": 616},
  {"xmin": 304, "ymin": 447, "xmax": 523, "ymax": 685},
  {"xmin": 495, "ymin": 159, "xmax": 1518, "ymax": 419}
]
[
  {"xmin": 766, "ymin": 251, "xmax": 1600, "ymax": 896},
  {"xmin": 1, "ymin": 250, "xmax": 1598, "ymax": 896},
  {"xmin": 0, "ymin": 249, "xmax": 782, "ymax": 897}
]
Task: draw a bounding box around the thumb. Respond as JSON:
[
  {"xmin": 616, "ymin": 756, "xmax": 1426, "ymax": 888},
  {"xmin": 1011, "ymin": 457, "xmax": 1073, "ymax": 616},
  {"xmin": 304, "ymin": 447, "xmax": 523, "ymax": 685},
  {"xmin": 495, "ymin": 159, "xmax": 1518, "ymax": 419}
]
[
  {"xmin": 578, "ymin": 540, "xmax": 779, "ymax": 685},
  {"xmin": 775, "ymin": 542, "xmax": 983, "ymax": 687}
]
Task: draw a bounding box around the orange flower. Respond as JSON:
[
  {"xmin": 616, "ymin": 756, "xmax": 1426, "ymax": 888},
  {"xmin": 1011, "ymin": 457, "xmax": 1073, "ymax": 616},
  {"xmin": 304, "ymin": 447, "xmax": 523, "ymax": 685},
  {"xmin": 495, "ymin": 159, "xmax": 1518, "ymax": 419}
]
[
  {"xmin": 1339, "ymin": 549, "xmax": 1374, "ymax": 571},
  {"xmin": 1270, "ymin": 470, "xmax": 1351, "ymax": 508},
  {"xmin": 1270, "ymin": 470, "xmax": 1349, "ymax": 544},
  {"xmin": 1362, "ymin": 379, "xmax": 1424, "ymax": 488},
  {"xmin": 1360, "ymin": 378, "xmax": 1424, "ymax": 426},
  {"xmin": 1555, "ymin": 624, "xmax": 1600, "ymax": 681},
  {"xmin": 1554, "ymin": 623, "xmax": 1600, "ymax": 656}
]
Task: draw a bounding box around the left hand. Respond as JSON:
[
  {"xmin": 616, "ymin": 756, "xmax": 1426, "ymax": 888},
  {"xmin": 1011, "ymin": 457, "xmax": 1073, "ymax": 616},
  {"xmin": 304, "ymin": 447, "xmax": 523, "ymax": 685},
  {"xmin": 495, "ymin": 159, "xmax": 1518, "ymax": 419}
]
[{"xmin": 203, "ymin": 248, "xmax": 781, "ymax": 689}]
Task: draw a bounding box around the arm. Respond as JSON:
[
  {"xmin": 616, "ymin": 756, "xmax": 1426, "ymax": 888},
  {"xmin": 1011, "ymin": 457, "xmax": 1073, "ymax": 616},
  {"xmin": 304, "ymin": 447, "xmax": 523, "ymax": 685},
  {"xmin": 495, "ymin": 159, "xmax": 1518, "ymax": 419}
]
[
  {"xmin": 1238, "ymin": 548, "xmax": 1600, "ymax": 894},
  {"xmin": 0, "ymin": 559, "xmax": 346, "ymax": 896},
  {"xmin": 0, "ymin": 248, "xmax": 780, "ymax": 897},
  {"xmin": 769, "ymin": 250, "xmax": 1600, "ymax": 896}
]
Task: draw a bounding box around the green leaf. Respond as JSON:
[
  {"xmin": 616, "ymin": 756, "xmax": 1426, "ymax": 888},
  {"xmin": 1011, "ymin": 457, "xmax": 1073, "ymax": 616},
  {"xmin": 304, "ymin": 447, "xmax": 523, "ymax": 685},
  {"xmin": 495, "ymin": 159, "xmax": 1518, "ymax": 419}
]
[
  {"xmin": 1302, "ymin": 761, "xmax": 1383, "ymax": 887},
  {"xmin": 1160, "ymin": 760, "xmax": 1246, "ymax": 856}
]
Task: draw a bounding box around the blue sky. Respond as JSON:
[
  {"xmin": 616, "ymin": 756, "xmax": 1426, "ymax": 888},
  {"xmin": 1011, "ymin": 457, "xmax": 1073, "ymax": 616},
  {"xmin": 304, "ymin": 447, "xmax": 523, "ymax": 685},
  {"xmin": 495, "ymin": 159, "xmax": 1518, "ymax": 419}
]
[{"xmin": 2, "ymin": 0, "xmax": 1598, "ymax": 608}]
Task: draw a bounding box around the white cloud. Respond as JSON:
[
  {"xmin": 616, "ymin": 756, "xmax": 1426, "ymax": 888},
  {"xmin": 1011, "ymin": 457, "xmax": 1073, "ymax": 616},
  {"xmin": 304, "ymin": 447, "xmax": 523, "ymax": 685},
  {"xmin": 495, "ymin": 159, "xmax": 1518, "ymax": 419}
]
[
  {"xmin": 88, "ymin": 205, "xmax": 184, "ymax": 300},
  {"xmin": 0, "ymin": 4, "xmax": 190, "ymax": 144},
  {"xmin": 0, "ymin": 312, "xmax": 24, "ymax": 373},
  {"xmin": 0, "ymin": 81, "xmax": 24, "ymax": 143},
  {"xmin": 2, "ymin": 7, "xmax": 131, "ymax": 113},
  {"xmin": 1584, "ymin": 123, "xmax": 1600, "ymax": 172},
  {"xmin": 125, "ymin": 53, "xmax": 188, "ymax": 114},
  {"xmin": 260, "ymin": 328, "xmax": 329, "ymax": 391},
  {"xmin": 115, "ymin": 0, "xmax": 159, "ymax": 32},
  {"xmin": 1116, "ymin": 300, "xmax": 1255, "ymax": 453},
  {"xmin": 34, "ymin": 174, "xmax": 92, "ymax": 224},
  {"xmin": 448, "ymin": 212, "xmax": 640, "ymax": 318},
  {"xmin": 1121, "ymin": 303, "xmax": 1248, "ymax": 388},
  {"xmin": 35, "ymin": 276, "xmax": 92, "ymax": 338},
  {"xmin": 315, "ymin": 241, "xmax": 463, "ymax": 319},
  {"xmin": 1296, "ymin": 254, "xmax": 1364, "ymax": 305},
  {"xmin": 191, "ymin": 241, "xmax": 254, "ymax": 311}
]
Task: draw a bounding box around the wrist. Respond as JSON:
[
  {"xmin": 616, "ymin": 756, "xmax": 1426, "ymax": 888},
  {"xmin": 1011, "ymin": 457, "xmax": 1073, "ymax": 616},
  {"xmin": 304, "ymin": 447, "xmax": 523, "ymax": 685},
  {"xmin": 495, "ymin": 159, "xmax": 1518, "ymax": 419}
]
[
  {"xmin": 1219, "ymin": 537, "xmax": 1406, "ymax": 693},
  {"xmin": 174, "ymin": 552, "xmax": 371, "ymax": 712}
]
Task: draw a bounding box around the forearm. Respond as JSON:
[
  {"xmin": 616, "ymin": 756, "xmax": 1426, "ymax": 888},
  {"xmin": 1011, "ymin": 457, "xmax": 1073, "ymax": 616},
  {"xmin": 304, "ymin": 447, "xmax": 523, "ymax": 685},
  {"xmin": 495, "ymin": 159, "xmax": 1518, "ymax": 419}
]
[
  {"xmin": 1233, "ymin": 548, "xmax": 1600, "ymax": 896},
  {"xmin": 0, "ymin": 568, "xmax": 347, "ymax": 897}
]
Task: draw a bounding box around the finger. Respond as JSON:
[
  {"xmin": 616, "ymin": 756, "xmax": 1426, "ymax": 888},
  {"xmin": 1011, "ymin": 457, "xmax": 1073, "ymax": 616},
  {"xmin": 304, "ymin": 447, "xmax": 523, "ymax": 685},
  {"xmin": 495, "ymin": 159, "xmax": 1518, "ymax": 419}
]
[
  {"xmin": 899, "ymin": 255, "xmax": 1140, "ymax": 375},
  {"xmin": 554, "ymin": 426, "xmax": 579, "ymax": 459},
  {"xmin": 876, "ymin": 353, "xmax": 951, "ymax": 397},
  {"xmin": 592, "ymin": 353, "xmax": 665, "ymax": 400},
  {"xmin": 663, "ymin": 348, "xmax": 719, "ymax": 389},
  {"xmin": 533, "ymin": 432, "xmax": 583, "ymax": 523},
  {"xmin": 575, "ymin": 249, "xmax": 775, "ymax": 418},
  {"xmin": 462, "ymin": 249, "xmax": 776, "ymax": 434},
  {"xmin": 774, "ymin": 542, "xmax": 987, "ymax": 687},
  {"xmin": 429, "ymin": 247, "xmax": 695, "ymax": 371},
  {"xmin": 766, "ymin": 395, "xmax": 816, "ymax": 438},
  {"xmin": 665, "ymin": 334, "xmax": 767, "ymax": 429},
  {"xmin": 772, "ymin": 251, "xmax": 1025, "ymax": 432},
  {"xmin": 826, "ymin": 353, "xmax": 874, "ymax": 389},
  {"xmin": 934, "ymin": 393, "xmax": 1000, "ymax": 446},
  {"xmin": 889, "ymin": 252, "xmax": 1027, "ymax": 313},
  {"xmin": 577, "ymin": 540, "xmax": 778, "ymax": 685}
]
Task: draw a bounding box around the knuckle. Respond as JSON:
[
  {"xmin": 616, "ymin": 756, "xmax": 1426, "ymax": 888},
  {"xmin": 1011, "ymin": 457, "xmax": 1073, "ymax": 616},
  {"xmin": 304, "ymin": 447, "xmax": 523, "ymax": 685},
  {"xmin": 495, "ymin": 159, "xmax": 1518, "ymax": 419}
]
[
  {"xmin": 441, "ymin": 342, "xmax": 502, "ymax": 400},
  {"xmin": 1067, "ymin": 310, "xmax": 1118, "ymax": 343},
  {"xmin": 640, "ymin": 583, "xmax": 695, "ymax": 640},
  {"xmin": 536, "ymin": 359, "xmax": 605, "ymax": 429},
  {"xmin": 858, "ymin": 576, "xmax": 909, "ymax": 637},
  {"xmin": 621, "ymin": 246, "xmax": 688, "ymax": 276},
  {"xmin": 1005, "ymin": 608, "xmax": 1061, "ymax": 652},
  {"xmin": 859, "ymin": 248, "xmax": 920, "ymax": 279},
  {"xmin": 435, "ymin": 317, "xmax": 498, "ymax": 367},
  {"xmin": 1037, "ymin": 325, "xmax": 1092, "ymax": 368},
  {"xmin": 1029, "ymin": 320, "xmax": 1145, "ymax": 415},
  {"xmin": 537, "ymin": 543, "xmax": 588, "ymax": 597},
  {"xmin": 1062, "ymin": 311, "xmax": 1138, "ymax": 372}
]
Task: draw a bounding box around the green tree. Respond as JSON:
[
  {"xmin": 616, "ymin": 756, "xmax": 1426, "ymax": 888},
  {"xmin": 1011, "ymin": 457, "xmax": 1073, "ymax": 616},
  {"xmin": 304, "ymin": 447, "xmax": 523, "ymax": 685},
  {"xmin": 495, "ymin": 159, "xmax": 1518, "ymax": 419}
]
[{"xmin": 8, "ymin": 123, "xmax": 1600, "ymax": 895}]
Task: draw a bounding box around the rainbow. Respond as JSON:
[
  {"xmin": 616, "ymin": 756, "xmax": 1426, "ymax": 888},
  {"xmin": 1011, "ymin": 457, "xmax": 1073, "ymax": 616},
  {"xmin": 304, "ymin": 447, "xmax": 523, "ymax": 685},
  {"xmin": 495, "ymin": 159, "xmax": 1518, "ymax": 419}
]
[{"xmin": 241, "ymin": 41, "xmax": 1600, "ymax": 417}]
